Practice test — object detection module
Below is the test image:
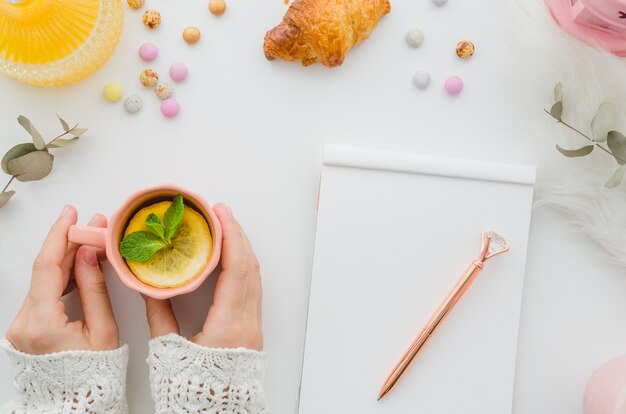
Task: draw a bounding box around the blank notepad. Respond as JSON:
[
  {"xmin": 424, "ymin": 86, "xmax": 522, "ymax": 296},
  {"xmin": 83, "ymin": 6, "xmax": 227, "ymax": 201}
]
[{"xmin": 299, "ymin": 144, "xmax": 535, "ymax": 414}]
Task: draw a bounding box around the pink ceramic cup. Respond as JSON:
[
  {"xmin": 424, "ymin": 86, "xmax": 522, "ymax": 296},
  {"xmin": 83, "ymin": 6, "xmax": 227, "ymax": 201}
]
[{"xmin": 68, "ymin": 184, "xmax": 222, "ymax": 300}]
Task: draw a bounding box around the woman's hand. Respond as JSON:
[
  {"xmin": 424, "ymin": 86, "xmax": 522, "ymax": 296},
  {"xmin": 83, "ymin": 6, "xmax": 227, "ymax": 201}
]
[
  {"xmin": 6, "ymin": 205, "xmax": 119, "ymax": 354},
  {"xmin": 143, "ymin": 203, "xmax": 263, "ymax": 351}
]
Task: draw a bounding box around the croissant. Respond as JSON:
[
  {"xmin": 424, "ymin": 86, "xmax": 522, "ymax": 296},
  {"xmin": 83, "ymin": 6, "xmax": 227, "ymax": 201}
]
[{"xmin": 264, "ymin": 0, "xmax": 391, "ymax": 68}]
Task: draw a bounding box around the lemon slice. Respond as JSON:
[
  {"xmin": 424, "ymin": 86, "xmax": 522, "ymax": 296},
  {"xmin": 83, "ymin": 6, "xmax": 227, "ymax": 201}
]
[{"xmin": 123, "ymin": 201, "xmax": 213, "ymax": 288}]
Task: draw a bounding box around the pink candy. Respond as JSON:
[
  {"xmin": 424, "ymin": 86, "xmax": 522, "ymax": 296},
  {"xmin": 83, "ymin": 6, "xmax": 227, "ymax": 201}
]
[
  {"xmin": 138, "ymin": 42, "xmax": 158, "ymax": 62},
  {"xmin": 444, "ymin": 76, "xmax": 464, "ymax": 95},
  {"xmin": 161, "ymin": 98, "xmax": 180, "ymax": 118},
  {"xmin": 169, "ymin": 62, "xmax": 188, "ymax": 82}
]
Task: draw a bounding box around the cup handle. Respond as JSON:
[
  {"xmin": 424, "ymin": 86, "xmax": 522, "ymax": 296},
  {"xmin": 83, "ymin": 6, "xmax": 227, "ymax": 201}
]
[{"xmin": 68, "ymin": 225, "xmax": 107, "ymax": 249}]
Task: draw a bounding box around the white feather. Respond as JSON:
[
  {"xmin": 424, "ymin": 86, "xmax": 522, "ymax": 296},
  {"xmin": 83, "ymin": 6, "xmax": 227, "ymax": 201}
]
[{"xmin": 504, "ymin": 0, "xmax": 626, "ymax": 269}]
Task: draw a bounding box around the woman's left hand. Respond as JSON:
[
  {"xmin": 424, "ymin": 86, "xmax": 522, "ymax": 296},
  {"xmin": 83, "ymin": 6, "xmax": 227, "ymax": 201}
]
[{"xmin": 6, "ymin": 205, "xmax": 119, "ymax": 355}]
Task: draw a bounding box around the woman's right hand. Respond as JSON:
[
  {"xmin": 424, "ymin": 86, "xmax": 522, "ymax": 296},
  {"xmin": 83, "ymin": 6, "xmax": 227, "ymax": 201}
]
[
  {"xmin": 6, "ymin": 206, "xmax": 118, "ymax": 355},
  {"xmin": 143, "ymin": 203, "xmax": 263, "ymax": 351}
]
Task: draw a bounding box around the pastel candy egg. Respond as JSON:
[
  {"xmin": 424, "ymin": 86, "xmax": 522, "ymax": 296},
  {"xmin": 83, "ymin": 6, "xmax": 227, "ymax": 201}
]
[
  {"xmin": 161, "ymin": 98, "xmax": 180, "ymax": 118},
  {"xmin": 139, "ymin": 43, "xmax": 158, "ymax": 62},
  {"xmin": 444, "ymin": 76, "xmax": 464, "ymax": 95},
  {"xmin": 183, "ymin": 27, "xmax": 201, "ymax": 44},
  {"xmin": 169, "ymin": 63, "xmax": 188, "ymax": 82},
  {"xmin": 413, "ymin": 70, "xmax": 431, "ymax": 89},
  {"xmin": 208, "ymin": 0, "xmax": 226, "ymax": 16},
  {"xmin": 102, "ymin": 83, "xmax": 123, "ymax": 102},
  {"xmin": 155, "ymin": 82, "xmax": 173, "ymax": 100},
  {"xmin": 124, "ymin": 95, "xmax": 143, "ymax": 113},
  {"xmin": 405, "ymin": 28, "xmax": 424, "ymax": 48}
]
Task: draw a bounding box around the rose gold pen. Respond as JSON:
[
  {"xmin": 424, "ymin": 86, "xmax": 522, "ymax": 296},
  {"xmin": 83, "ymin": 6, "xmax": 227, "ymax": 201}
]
[{"xmin": 377, "ymin": 231, "xmax": 510, "ymax": 401}]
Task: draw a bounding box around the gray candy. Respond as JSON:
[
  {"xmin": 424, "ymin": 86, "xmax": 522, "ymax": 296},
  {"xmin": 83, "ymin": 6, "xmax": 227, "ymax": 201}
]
[
  {"xmin": 124, "ymin": 95, "xmax": 143, "ymax": 113},
  {"xmin": 413, "ymin": 70, "xmax": 431, "ymax": 90}
]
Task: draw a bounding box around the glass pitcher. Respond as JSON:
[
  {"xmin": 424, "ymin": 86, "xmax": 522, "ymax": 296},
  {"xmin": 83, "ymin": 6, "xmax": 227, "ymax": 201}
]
[{"xmin": 0, "ymin": 0, "xmax": 123, "ymax": 87}]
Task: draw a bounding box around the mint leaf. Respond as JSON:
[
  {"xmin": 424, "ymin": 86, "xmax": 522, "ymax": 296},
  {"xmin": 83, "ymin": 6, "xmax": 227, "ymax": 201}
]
[
  {"xmin": 120, "ymin": 231, "xmax": 167, "ymax": 262},
  {"xmin": 145, "ymin": 213, "xmax": 165, "ymax": 238},
  {"xmin": 163, "ymin": 194, "xmax": 184, "ymax": 241}
]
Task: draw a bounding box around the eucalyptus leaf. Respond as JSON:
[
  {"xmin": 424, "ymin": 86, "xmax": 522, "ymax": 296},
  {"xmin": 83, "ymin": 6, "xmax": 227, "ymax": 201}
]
[
  {"xmin": 7, "ymin": 150, "xmax": 54, "ymax": 182},
  {"xmin": 591, "ymin": 102, "xmax": 614, "ymax": 142},
  {"xmin": 606, "ymin": 164, "xmax": 626, "ymax": 188},
  {"xmin": 56, "ymin": 114, "xmax": 70, "ymax": 132},
  {"xmin": 69, "ymin": 128, "xmax": 87, "ymax": 137},
  {"xmin": 47, "ymin": 137, "xmax": 79, "ymax": 148},
  {"xmin": 0, "ymin": 191, "xmax": 15, "ymax": 208},
  {"xmin": 555, "ymin": 144, "xmax": 594, "ymax": 157},
  {"xmin": 1, "ymin": 143, "xmax": 37, "ymax": 174},
  {"xmin": 607, "ymin": 131, "xmax": 626, "ymax": 165},
  {"xmin": 550, "ymin": 102, "xmax": 563, "ymax": 121},
  {"xmin": 17, "ymin": 116, "xmax": 45, "ymax": 150},
  {"xmin": 554, "ymin": 82, "xmax": 563, "ymax": 102}
]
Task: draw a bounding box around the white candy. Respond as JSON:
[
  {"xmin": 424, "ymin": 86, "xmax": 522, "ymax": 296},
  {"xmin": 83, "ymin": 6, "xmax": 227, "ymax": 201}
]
[
  {"xmin": 413, "ymin": 70, "xmax": 431, "ymax": 89},
  {"xmin": 124, "ymin": 95, "xmax": 143, "ymax": 113},
  {"xmin": 405, "ymin": 28, "xmax": 424, "ymax": 48},
  {"xmin": 433, "ymin": 0, "xmax": 448, "ymax": 5}
]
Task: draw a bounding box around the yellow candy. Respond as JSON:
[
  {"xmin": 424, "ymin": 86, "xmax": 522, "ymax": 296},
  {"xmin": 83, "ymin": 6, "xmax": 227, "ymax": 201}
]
[{"xmin": 103, "ymin": 83, "xmax": 123, "ymax": 102}]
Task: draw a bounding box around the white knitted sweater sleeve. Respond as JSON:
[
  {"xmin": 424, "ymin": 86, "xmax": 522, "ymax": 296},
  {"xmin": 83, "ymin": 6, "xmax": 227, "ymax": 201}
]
[
  {"xmin": 0, "ymin": 340, "xmax": 129, "ymax": 414},
  {"xmin": 147, "ymin": 333, "xmax": 268, "ymax": 414}
]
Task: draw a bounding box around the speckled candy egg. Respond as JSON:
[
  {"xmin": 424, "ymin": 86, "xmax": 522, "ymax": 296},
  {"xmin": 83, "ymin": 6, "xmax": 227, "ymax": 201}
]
[
  {"xmin": 155, "ymin": 82, "xmax": 173, "ymax": 100},
  {"xmin": 405, "ymin": 28, "xmax": 424, "ymax": 48},
  {"xmin": 124, "ymin": 95, "xmax": 143, "ymax": 113},
  {"xmin": 140, "ymin": 69, "xmax": 159, "ymax": 87},
  {"xmin": 456, "ymin": 40, "xmax": 475, "ymax": 59},
  {"xmin": 143, "ymin": 10, "xmax": 161, "ymax": 29},
  {"xmin": 127, "ymin": 0, "xmax": 144, "ymax": 9}
]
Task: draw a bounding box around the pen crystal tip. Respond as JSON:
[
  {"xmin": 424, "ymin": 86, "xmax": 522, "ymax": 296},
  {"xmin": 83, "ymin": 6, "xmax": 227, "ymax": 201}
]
[{"xmin": 486, "ymin": 231, "xmax": 508, "ymax": 254}]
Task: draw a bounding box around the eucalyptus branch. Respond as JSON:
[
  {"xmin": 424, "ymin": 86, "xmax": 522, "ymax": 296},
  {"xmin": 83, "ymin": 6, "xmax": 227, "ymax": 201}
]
[
  {"xmin": 2, "ymin": 176, "xmax": 15, "ymax": 193},
  {"xmin": 543, "ymin": 109, "xmax": 625, "ymax": 164},
  {"xmin": 545, "ymin": 81, "xmax": 626, "ymax": 187},
  {"xmin": 0, "ymin": 115, "xmax": 87, "ymax": 209}
]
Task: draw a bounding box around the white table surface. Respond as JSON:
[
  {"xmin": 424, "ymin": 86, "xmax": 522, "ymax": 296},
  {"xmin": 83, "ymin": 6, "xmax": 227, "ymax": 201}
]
[{"xmin": 1, "ymin": 1, "xmax": 625, "ymax": 413}]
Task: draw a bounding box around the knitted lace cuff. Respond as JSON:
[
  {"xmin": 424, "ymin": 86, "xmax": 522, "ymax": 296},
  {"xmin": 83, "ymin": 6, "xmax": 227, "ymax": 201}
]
[
  {"xmin": 0, "ymin": 340, "xmax": 129, "ymax": 414},
  {"xmin": 147, "ymin": 333, "xmax": 268, "ymax": 414}
]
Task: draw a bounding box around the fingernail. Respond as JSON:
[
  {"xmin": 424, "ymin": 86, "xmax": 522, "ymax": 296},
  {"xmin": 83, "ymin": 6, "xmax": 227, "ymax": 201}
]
[
  {"xmin": 88, "ymin": 213, "xmax": 105, "ymax": 225},
  {"xmin": 225, "ymin": 204, "xmax": 233, "ymax": 217},
  {"xmin": 60, "ymin": 204, "xmax": 73, "ymax": 218},
  {"xmin": 82, "ymin": 247, "xmax": 98, "ymax": 267}
]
